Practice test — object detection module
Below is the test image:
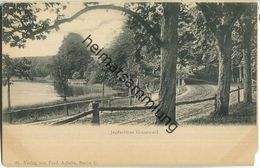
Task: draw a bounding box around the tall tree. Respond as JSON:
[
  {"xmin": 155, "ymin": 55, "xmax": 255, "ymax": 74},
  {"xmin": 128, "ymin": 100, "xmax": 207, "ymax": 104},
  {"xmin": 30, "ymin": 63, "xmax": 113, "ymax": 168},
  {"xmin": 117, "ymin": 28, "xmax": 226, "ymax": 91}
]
[
  {"xmin": 2, "ymin": 55, "xmax": 15, "ymax": 112},
  {"xmin": 126, "ymin": 3, "xmax": 197, "ymax": 123},
  {"xmin": 53, "ymin": 56, "xmax": 70, "ymax": 101},
  {"xmin": 197, "ymin": 3, "xmax": 247, "ymax": 116},
  {"xmin": 2, "ymin": 55, "xmax": 32, "ymax": 111},
  {"xmin": 238, "ymin": 5, "xmax": 257, "ymax": 103},
  {"xmin": 124, "ymin": 3, "xmax": 181, "ymax": 123},
  {"xmin": 156, "ymin": 3, "xmax": 180, "ymax": 123},
  {"xmin": 52, "ymin": 33, "xmax": 92, "ymax": 100}
]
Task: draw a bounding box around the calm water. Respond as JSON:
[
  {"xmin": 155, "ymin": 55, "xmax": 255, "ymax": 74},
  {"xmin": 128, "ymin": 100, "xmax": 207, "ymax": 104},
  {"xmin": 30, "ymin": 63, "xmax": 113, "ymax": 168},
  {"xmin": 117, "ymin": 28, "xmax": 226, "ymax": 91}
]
[{"xmin": 2, "ymin": 81, "xmax": 115, "ymax": 109}]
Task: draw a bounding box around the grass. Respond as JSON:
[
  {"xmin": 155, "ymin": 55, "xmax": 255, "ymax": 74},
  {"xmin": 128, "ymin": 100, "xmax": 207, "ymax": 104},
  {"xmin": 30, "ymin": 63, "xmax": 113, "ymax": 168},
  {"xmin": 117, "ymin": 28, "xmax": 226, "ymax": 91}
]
[{"xmin": 185, "ymin": 102, "xmax": 256, "ymax": 125}]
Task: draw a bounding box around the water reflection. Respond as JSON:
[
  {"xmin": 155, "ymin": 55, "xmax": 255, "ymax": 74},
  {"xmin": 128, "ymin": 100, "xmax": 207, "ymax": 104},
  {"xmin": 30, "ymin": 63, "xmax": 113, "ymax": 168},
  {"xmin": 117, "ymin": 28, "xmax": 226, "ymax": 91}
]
[{"xmin": 54, "ymin": 83, "xmax": 103, "ymax": 97}]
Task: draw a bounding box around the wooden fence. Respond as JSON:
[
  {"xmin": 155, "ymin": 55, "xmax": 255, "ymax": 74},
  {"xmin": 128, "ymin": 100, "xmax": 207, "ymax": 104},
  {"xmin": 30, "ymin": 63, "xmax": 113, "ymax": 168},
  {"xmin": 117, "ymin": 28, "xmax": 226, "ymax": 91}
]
[
  {"xmin": 3, "ymin": 85, "xmax": 255, "ymax": 125},
  {"xmin": 51, "ymin": 85, "xmax": 254, "ymax": 125},
  {"xmin": 3, "ymin": 95, "xmax": 139, "ymax": 124}
]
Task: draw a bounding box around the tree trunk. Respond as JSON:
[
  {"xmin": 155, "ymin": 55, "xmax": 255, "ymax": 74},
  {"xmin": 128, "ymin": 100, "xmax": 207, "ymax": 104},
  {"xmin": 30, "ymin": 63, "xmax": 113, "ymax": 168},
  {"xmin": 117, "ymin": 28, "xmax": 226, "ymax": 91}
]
[
  {"xmin": 231, "ymin": 62, "xmax": 235, "ymax": 82},
  {"xmin": 156, "ymin": 3, "xmax": 179, "ymax": 124},
  {"xmin": 239, "ymin": 65, "xmax": 243, "ymax": 83},
  {"xmin": 63, "ymin": 87, "xmax": 67, "ymax": 101},
  {"xmin": 215, "ymin": 29, "xmax": 232, "ymax": 116},
  {"xmin": 7, "ymin": 79, "xmax": 11, "ymax": 112},
  {"xmin": 181, "ymin": 79, "xmax": 185, "ymax": 86},
  {"xmin": 243, "ymin": 47, "xmax": 252, "ymax": 103}
]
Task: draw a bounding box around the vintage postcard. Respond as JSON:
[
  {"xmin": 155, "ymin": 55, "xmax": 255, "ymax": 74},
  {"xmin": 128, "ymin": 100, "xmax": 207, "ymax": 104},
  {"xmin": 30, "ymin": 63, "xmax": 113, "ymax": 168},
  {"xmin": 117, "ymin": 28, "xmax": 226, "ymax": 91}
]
[{"xmin": 1, "ymin": 0, "xmax": 258, "ymax": 166}]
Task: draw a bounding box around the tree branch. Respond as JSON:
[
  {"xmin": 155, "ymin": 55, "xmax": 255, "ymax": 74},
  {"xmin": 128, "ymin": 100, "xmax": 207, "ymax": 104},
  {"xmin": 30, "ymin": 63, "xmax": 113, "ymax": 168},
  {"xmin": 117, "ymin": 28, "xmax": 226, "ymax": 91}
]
[
  {"xmin": 196, "ymin": 3, "xmax": 217, "ymax": 35},
  {"xmin": 31, "ymin": 4, "xmax": 162, "ymax": 46},
  {"xmin": 227, "ymin": 9, "xmax": 246, "ymax": 29}
]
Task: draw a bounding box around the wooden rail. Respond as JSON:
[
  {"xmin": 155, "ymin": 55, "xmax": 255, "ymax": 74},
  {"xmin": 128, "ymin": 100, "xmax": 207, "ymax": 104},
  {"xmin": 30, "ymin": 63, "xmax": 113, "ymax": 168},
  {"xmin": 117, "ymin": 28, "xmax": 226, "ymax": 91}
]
[
  {"xmin": 99, "ymin": 106, "xmax": 150, "ymax": 111},
  {"xmin": 52, "ymin": 110, "xmax": 94, "ymax": 125},
  {"xmin": 176, "ymin": 97, "xmax": 215, "ymax": 105},
  {"xmin": 53, "ymin": 102, "xmax": 100, "ymax": 125},
  {"xmin": 3, "ymin": 94, "xmax": 137, "ymax": 124},
  {"xmin": 52, "ymin": 95, "xmax": 219, "ymax": 125},
  {"xmin": 6, "ymin": 95, "xmax": 131, "ymax": 114}
]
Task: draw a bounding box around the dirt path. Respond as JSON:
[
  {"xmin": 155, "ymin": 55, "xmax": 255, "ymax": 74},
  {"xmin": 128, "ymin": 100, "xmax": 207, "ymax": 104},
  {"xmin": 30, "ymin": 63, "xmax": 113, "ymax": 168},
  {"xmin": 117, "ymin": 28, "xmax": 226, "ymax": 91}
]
[
  {"xmin": 66, "ymin": 82, "xmax": 232, "ymax": 126},
  {"xmin": 117, "ymin": 83, "xmax": 219, "ymax": 125},
  {"xmin": 120, "ymin": 83, "xmax": 240, "ymax": 125}
]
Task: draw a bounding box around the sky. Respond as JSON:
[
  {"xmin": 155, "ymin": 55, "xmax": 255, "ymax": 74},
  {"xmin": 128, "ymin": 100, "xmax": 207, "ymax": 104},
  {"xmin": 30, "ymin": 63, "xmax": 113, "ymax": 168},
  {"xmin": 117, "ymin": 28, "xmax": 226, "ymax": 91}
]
[{"xmin": 3, "ymin": 2, "xmax": 126, "ymax": 58}]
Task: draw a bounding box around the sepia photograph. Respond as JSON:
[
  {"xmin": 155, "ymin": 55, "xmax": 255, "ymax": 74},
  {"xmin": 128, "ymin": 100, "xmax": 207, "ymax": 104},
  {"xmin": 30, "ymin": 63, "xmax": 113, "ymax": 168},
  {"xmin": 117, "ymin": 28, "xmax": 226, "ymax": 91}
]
[{"xmin": 1, "ymin": 0, "xmax": 258, "ymax": 166}]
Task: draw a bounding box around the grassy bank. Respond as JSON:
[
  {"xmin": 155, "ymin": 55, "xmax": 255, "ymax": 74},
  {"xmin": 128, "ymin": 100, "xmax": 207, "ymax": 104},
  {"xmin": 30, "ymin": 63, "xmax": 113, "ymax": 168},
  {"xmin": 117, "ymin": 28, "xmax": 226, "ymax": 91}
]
[{"xmin": 184, "ymin": 102, "xmax": 256, "ymax": 125}]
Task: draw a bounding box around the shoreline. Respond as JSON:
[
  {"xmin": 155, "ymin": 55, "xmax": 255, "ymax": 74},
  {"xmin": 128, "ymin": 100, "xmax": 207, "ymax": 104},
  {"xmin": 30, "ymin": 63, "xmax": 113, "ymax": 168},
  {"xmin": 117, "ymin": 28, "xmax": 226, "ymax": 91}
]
[
  {"xmin": 2, "ymin": 93, "xmax": 122, "ymax": 112},
  {"xmin": 11, "ymin": 77, "xmax": 53, "ymax": 83},
  {"xmin": 2, "ymin": 79, "xmax": 125, "ymax": 112}
]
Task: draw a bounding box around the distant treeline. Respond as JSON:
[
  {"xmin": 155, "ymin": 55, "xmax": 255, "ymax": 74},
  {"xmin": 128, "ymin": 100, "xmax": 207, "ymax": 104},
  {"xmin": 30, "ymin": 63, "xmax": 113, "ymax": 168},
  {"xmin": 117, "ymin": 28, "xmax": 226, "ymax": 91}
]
[{"xmin": 16, "ymin": 56, "xmax": 54, "ymax": 78}]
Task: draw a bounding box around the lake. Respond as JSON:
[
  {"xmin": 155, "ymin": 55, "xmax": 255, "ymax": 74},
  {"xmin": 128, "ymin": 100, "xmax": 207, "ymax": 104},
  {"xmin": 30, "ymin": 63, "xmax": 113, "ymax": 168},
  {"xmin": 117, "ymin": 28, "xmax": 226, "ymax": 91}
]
[{"xmin": 2, "ymin": 81, "xmax": 119, "ymax": 109}]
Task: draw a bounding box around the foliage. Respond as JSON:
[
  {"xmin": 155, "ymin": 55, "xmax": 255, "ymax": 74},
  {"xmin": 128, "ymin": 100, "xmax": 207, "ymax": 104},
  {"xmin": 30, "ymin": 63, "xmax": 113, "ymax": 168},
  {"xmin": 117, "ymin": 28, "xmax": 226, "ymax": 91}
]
[
  {"xmin": 2, "ymin": 3, "xmax": 67, "ymax": 48},
  {"xmin": 72, "ymin": 72, "xmax": 81, "ymax": 79},
  {"xmin": 125, "ymin": 3, "xmax": 162, "ymax": 57},
  {"xmin": 53, "ymin": 33, "xmax": 93, "ymax": 78},
  {"xmin": 177, "ymin": 65, "xmax": 193, "ymax": 79},
  {"xmin": 25, "ymin": 56, "xmax": 54, "ymax": 77},
  {"xmin": 124, "ymin": 3, "xmax": 214, "ymax": 74},
  {"xmin": 196, "ymin": 3, "xmax": 247, "ymax": 34},
  {"xmin": 52, "ymin": 33, "xmax": 93, "ymax": 98},
  {"xmin": 52, "ymin": 56, "xmax": 70, "ymax": 98},
  {"xmin": 2, "ymin": 54, "xmax": 33, "ymax": 85},
  {"xmin": 232, "ymin": 4, "xmax": 257, "ymax": 76},
  {"xmin": 2, "ymin": 54, "xmax": 33, "ymax": 111},
  {"xmin": 3, "ymin": 2, "xmax": 210, "ymax": 82},
  {"xmin": 93, "ymin": 25, "xmax": 160, "ymax": 91}
]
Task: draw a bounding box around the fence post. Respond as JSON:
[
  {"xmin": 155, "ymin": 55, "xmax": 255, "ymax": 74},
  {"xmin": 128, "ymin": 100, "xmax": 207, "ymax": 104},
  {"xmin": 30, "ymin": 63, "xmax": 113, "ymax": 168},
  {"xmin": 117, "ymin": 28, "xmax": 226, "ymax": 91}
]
[
  {"xmin": 35, "ymin": 111, "xmax": 38, "ymax": 121},
  {"xmin": 237, "ymin": 85, "xmax": 240, "ymax": 103},
  {"xmin": 129, "ymin": 95, "xmax": 132, "ymax": 106},
  {"xmin": 91, "ymin": 102, "xmax": 100, "ymax": 125},
  {"xmin": 9, "ymin": 113, "xmax": 12, "ymax": 124},
  {"xmin": 64, "ymin": 104, "xmax": 69, "ymax": 116},
  {"xmin": 214, "ymin": 94, "xmax": 217, "ymax": 112}
]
